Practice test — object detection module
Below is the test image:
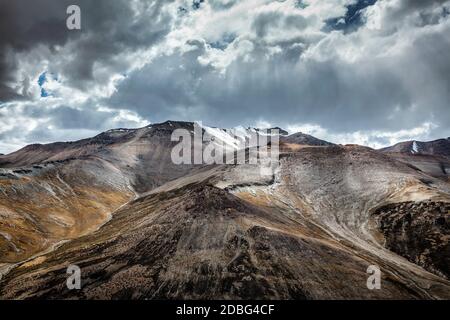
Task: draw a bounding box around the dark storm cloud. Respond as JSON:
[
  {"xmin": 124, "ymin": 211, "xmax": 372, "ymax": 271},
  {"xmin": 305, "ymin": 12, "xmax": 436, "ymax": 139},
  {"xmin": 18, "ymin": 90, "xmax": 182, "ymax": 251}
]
[
  {"xmin": 0, "ymin": 0, "xmax": 175, "ymax": 153},
  {"xmin": 0, "ymin": 0, "xmax": 173, "ymax": 99},
  {"xmin": 395, "ymin": 0, "xmax": 449, "ymax": 12},
  {"xmin": 105, "ymin": 46, "xmax": 415, "ymax": 131},
  {"xmin": 19, "ymin": 103, "xmax": 115, "ymax": 130},
  {"xmin": 1, "ymin": 0, "xmax": 450, "ymax": 153},
  {"xmin": 0, "ymin": 0, "xmax": 67, "ymax": 99},
  {"xmin": 380, "ymin": 0, "xmax": 450, "ymax": 28},
  {"xmin": 252, "ymin": 10, "xmax": 309, "ymax": 37},
  {"xmin": 104, "ymin": 0, "xmax": 450, "ymax": 140}
]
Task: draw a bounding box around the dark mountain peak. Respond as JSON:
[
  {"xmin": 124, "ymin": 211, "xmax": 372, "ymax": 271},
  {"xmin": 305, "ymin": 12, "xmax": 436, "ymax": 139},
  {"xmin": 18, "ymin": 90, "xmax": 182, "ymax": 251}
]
[
  {"xmin": 381, "ymin": 137, "xmax": 450, "ymax": 158},
  {"xmin": 282, "ymin": 132, "xmax": 334, "ymax": 146},
  {"xmin": 150, "ymin": 120, "xmax": 195, "ymax": 130}
]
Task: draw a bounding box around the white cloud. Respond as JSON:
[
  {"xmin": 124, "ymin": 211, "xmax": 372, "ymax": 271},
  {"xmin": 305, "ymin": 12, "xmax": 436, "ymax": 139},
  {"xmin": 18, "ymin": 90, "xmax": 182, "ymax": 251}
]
[
  {"xmin": 286, "ymin": 122, "xmax": 438, "ymax": 148},
  {"xmin": 1, "ymin": 0, "xmax": 450, "ymax": 153}
]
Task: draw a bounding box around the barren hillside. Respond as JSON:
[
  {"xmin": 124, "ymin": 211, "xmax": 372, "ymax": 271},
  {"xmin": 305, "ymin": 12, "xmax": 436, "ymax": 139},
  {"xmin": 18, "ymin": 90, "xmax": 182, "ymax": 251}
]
[{"xmin": 0, "ymin": 122, "xmax": 449, "ymax": 299}]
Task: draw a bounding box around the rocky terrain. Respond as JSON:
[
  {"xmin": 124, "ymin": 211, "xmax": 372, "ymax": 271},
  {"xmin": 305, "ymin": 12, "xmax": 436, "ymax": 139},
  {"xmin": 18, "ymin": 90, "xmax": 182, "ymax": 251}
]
[
  {"xmin": 372, "ymin": 201, "xmax": 449, "ymax": 279},
  {"xmin": 380, "ymin": 138, "xmax": 450, "ymax": 157},
  {"xmin": 380, "ymin": 138, "xmax": 450, "ymax": 183},
  {"xmin": 0, "ymin": 121, "xmax": 449, "ymax": 300},
  {"xmin": 281, "ymin": 132, "xmax": 334, "ymax": 147}
]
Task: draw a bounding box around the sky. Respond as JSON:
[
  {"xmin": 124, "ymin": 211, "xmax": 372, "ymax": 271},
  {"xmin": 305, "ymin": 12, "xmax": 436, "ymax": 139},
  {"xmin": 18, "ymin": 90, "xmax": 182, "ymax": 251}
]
[{"xmin": 0, "ymin": 0, "xmax": 449, "ymax": 154}]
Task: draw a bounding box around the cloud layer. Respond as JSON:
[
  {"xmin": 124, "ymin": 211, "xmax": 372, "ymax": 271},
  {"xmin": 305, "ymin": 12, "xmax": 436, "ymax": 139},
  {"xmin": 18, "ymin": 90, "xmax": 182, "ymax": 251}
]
[{"xmin": 1, "ymin": 0, "xmax": 449, "ymax": 153}]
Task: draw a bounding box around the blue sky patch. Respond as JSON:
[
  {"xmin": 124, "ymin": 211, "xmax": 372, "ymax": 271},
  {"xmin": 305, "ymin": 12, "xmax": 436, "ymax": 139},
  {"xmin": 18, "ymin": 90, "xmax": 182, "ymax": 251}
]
[
  {"xmin": 37, "ymin": 71, "xmax": 56, "ymax": 98},
  {"xmin": 38, "ymin": 72, "xmax": 47, "ymax": 87},
  {"xmin": 38, "ymin": 72, "xmax": 49, "ymax": 97},
  {"xmin": 325, "ymin": 0, "xmax": 377, "ymax": 33},
  {"xmin": 209, "ymin": 33, "xmax": 237, "ymax": 50}
]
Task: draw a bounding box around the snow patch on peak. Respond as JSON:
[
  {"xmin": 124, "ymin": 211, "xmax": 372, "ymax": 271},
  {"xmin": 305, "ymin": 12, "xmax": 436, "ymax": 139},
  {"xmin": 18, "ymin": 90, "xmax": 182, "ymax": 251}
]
[
  {"xmin": 203, "ymin": 126, "xmax": 240, "ymax": 149},
  {"xmin": 107, "ymin": 128, "xmax": 131, "ymax": 133},
  {"xmin": 199, "ymin": 124, "xmax": 283, "ymax": 151},
  {"xmin": 411, "ymin": 141, "xmax": 419, "ymax": 154}
]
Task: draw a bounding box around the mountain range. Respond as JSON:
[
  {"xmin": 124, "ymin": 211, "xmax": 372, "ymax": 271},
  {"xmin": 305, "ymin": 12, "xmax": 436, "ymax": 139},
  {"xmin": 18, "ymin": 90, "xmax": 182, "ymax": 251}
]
[{"xmin": 0, "ymin": 121, "xmax": 449, "ymax": 299}]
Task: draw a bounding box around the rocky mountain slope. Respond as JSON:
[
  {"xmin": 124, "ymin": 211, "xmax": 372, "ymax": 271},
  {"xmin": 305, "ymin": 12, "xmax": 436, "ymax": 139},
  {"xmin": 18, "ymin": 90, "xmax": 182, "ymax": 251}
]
[
  {"xmin": 380, "ymin": 138, "xmax": 450, "ymax": 157},
  {"xmin": 0, "ymin": 121, "xmax": 282, "ymax": 264},
  {"xmin": 281, "ymin": 132, "xmax": 334, "ymax": 147},
  {"xmin": 380, "ymin": 138, "xmax": 450, "ymax": 182},
  {"xmin": 0, "ymin": 121, "xmax": 193, "ymax": 264},
  {"xmin": 0, "ymin": 122, "xmax": 449, "ymax": 299}
]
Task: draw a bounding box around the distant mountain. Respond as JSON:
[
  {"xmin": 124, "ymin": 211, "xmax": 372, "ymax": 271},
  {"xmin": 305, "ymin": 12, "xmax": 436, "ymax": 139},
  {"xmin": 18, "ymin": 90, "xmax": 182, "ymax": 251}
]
[
  {"xmin": 380, "ymin": 138, "xmax": 450, "ymax": 158},
  {"xmin": 0, "ymin": 121, "xmax": 298, "ymax": 168},
  {"xmin": 281, "ymin": 132, "xmax": 334, "ymax": 146},
  {"xmin": 380, "ymin": 138, "xmax": 450, "ymax": 180}
]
